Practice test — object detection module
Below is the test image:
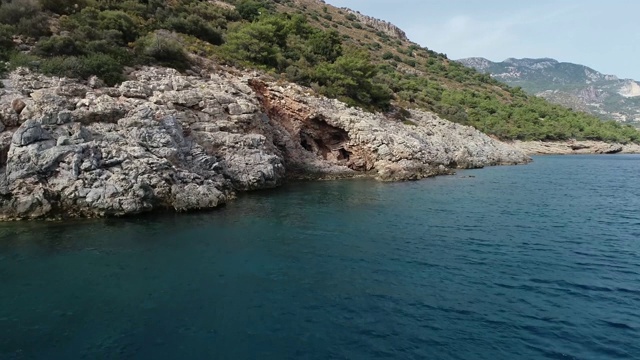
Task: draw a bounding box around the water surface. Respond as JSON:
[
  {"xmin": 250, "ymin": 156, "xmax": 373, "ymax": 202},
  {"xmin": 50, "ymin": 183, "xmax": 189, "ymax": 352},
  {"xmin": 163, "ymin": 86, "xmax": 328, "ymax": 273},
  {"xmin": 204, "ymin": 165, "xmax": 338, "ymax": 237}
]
[{"xmin": 1, "ymin": 155, "xmax": 639, "ymax": 359}]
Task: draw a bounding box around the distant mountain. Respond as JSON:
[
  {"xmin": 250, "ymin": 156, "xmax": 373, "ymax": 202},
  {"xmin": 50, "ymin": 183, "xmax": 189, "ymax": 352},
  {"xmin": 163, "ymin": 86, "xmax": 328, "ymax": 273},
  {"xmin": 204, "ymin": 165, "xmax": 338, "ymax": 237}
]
[{"xmin": 458, "ymin": 57, "xmax": 640, "ymax": 124}]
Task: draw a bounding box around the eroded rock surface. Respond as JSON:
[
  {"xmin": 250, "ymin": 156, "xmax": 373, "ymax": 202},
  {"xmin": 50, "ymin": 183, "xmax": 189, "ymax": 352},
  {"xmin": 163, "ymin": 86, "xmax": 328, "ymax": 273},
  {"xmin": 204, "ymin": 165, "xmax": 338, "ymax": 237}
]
[
  {"xmin": 251, "ymin": 80, "xmax": 530, "ymax": 181},
  {"xmin": 0, "ymin": 67, "xmax": 529, "ymax": 219}
]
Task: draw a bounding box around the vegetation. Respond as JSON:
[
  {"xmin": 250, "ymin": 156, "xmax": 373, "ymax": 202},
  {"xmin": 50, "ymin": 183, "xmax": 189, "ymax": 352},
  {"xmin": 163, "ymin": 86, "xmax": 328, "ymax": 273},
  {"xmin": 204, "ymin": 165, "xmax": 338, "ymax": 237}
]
[
  {"xmin": 0, "ymin": 0, "xmax": 240, "ymax": 84},
  {"xmin": 0, "ymin": 0, "xmax": 638, "ymax": 142}
]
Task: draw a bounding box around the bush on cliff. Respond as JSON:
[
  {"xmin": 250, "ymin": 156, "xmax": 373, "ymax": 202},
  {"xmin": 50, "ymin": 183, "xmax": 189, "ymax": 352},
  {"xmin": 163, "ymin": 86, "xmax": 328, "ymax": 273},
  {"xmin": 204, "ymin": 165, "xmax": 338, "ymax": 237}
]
[
  {"xmin": 0, "ymin": 0, "xmax": 50, "ymax": 38},
  {"xmin": 312, "ymin": 50, "xmax": 391, "ymax": 109},
  {"xmin": 235, "ymin": 0, "xmax": 274, "ymax": 21},
  {"xmin": 34, "ymin": 35, "xmax": 83, "ymax": 57},
  {"xmin": 37, "ymin": 53, "xmax": 125, "ymax": 85},
  {"xmin": 0, "ymin": 23, "xmax": 13, "ymax": 55},
  {"xmin": 163, "ymin": 14, "xmax": 224, "ymax": 46},
  {"xmin": 222, "ymin": 21, "xmax": 284, "ymax": 69},
  {"xmin": 39, "ymin": 0, "xmax": 91, "ymax": 14},
  {"xmin": 0, "ymin": 0, "xmax": 40, "ymax": 25},
  {"xmin": 135, "ymin": 31, "xmax": 189, "ymax": 70},
  {"xmin": 221, "ymin": 13, "xmax": 388, "ymax": 109}
]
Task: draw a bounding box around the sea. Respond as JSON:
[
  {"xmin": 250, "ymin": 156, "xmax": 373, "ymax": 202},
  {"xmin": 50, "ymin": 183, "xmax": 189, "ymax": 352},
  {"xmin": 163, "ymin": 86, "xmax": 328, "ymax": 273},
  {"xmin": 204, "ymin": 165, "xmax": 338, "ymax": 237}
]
[{"xmin": 1, "ymin": 155, "xmax": 639, "ymax": 359}]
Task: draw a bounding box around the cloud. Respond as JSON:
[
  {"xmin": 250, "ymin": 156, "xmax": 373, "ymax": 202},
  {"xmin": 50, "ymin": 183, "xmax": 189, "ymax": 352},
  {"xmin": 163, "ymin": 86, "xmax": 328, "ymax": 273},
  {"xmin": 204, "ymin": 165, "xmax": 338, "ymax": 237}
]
[
  {"xmin": 325, "ymin": 0, "xmax": 640, "ymax": 79},
  {"xmin": 404, "ymin": 4, "xmax": 576, "ymax": 60}
]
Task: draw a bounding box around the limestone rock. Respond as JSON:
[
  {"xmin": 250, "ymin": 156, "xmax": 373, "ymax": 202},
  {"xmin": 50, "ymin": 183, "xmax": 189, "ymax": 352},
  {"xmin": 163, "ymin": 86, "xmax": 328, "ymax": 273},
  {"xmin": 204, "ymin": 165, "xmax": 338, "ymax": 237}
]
[
  {"xmin": 249, "ymin": 79, "xmax": 530, "ymax": 181},
  {"xmin": 345, "ymin": 9, "xmax": 408, "ymax": 42},
  {"xmin": 11, "ymin": 120, "xmax": 52, "ymax": 146},
  {"xmin": 0, "ymin": 66, "xmax": 529, "ymax": 220},
  {"xmin": 88, "ymin": 76, "xmax": 106, "ymax": 89}
]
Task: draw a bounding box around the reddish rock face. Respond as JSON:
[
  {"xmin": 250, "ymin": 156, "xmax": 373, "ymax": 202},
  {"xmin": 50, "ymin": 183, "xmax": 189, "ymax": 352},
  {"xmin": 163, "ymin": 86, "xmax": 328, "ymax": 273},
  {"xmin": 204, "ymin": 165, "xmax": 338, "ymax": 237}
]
[
  {"xmin": 12, "ymin": 98, "xmax": 26, "ymax": 115},
  {"xmin": 249, "ymin": 79, "xmax": 373, "ymax": 172}
]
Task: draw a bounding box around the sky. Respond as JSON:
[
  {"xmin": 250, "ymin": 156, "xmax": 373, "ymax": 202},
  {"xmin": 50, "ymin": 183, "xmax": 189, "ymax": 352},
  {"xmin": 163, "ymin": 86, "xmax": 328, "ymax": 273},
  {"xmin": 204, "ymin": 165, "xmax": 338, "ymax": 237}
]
[{"xmin": 325, "ymin": 0, "xmax": 640, "ymax": 80}]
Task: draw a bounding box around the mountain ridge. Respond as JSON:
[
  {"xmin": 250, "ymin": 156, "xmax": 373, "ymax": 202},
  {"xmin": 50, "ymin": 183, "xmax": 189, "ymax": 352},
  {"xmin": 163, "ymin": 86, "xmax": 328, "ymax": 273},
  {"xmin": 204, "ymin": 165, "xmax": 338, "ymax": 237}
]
[{"xmin": 458, "ymin": 57, "xmax": 640, "ymax": 124}]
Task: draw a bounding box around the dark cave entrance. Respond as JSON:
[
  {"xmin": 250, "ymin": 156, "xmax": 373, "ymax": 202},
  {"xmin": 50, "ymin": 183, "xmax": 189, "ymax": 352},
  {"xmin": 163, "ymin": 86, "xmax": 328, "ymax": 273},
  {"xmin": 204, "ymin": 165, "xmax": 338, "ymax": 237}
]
[
  {"xmin": 337, "ymin": 148, "xmax": 350, "ymax": 161},
  {"xmin": 299, "ymin": 116, "xmax": 352, "ymax": 163}
]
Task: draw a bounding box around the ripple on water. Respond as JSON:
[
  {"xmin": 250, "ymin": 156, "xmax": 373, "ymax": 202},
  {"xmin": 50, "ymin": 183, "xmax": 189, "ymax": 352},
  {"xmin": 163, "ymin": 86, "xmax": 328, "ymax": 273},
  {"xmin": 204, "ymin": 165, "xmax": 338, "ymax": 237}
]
[{"xmin": 0, "ymin": 155, "xmax": 640, "ymax": 359}]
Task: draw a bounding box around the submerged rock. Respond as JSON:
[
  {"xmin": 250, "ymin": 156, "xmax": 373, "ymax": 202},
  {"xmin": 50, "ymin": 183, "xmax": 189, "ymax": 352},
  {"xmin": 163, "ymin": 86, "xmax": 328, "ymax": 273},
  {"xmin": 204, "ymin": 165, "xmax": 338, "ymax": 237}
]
[{"xmin": 0, "ymin": 67, "xmax": 529, "ymax": 220}]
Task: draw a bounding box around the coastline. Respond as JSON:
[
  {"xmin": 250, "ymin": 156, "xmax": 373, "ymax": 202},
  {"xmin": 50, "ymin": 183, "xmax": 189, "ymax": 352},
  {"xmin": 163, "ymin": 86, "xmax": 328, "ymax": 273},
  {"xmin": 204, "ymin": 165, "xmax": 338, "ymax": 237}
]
[
  {"xmin": 510, "ymin": 140, "xmax": 640, "ymax": 155},
  {"xmin": 0, "ymin": 67, "xmax": 529, "ymax": 221}
]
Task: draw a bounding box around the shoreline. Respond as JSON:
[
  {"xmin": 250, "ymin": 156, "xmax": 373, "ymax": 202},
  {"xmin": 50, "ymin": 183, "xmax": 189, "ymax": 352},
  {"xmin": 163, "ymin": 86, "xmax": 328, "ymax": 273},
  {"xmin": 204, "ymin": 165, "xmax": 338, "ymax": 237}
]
[
  {"xmin": 509, "ymin": 140, "xmax": 640, "ymax": 155},
  {"xmin": 0, "ymin": 67, "xmax": 529, "ymax": 221}
]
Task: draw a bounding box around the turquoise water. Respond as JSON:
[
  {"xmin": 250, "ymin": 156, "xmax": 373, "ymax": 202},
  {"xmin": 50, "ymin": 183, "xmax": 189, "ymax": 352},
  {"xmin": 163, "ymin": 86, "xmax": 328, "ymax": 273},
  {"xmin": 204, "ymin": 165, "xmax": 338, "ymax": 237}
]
[{"xmin": 1, "ymin": 155, "xmax": 639, "ymax": 359}]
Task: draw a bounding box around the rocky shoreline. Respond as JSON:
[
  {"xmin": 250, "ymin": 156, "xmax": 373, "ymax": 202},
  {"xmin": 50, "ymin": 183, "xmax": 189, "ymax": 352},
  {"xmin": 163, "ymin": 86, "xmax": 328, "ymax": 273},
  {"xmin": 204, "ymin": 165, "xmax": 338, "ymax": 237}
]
[
  {"xmin": 0, "ymin": 66, "xmax": 530, "ymax": 220},
  {"xmin": 511, "ymin": 140, "xmax": 640, "ymax": 155}
]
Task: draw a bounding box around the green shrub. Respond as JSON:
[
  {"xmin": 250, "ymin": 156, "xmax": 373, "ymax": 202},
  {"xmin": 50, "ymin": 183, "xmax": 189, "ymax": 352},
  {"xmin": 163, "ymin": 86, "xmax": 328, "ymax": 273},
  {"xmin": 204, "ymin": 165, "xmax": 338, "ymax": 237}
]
[
  {"xmin": 37, "ymin": 56, "xmax": 73, "ymax": 76},
  {"xmin": 98, "ymin": 10, "xmax": 138, "ymax": 43},
  {"xmin": 312, "ymin": 50, "xmax": 391, "ymax": 109},
  {"xmin": 221, "ymin": 22, "xmax": 283, "ymax": 69},
  {"xmin": 0, "ymin": 0, "xmax": 40, "ymax": 24},
  {"xmin": 37, "ymin": 53, "xmax": 125, "ymax": 85},
  {"xmin": 75, "ymin": 53, "xmax": 125, "ymax": 85},
  {"xmin": 305, "ymin": 30, "xmax": 342, "ymax": 63},
  {"xmin": 15, "ymin": 12, "xmax": 51, "ymax": 37},
  {"xmin": 38, "ymin": 0, "xmax": 90, "ymax": 14},
  {"xmin": 34, "ymin": 35, "xmax": 82, "ymax": 56},
  {"xmin": 7, "ymin": 51, "xmax": 39, "ymax": 69},
  {"xmin": 236, "ymin": 0, "xmax": 272, "ymax": 21},
  {"xmin": 368, "ymin": 42, "xmax": 381, "ymax": 51},
  {"xmin": 0, "ymin": 59, "xmax": 6, "ymax": 79},
  {"xmin": 163, "ymin": 14, "xmax": 223, "ymax": 45},
  {"xmin": 0, "ymin": 23, "xmax": 14, "ymax": 55},
  {"xmin": 181, "ymin": 1, "xmax": 240, "ymax": 24},
  {"xmin": 84, "ymin": 39, "xmax": 132, "ymax": 63},
  {"xmin": 136, "ymin": 31, "xmax": 189, "ymax": 70}
]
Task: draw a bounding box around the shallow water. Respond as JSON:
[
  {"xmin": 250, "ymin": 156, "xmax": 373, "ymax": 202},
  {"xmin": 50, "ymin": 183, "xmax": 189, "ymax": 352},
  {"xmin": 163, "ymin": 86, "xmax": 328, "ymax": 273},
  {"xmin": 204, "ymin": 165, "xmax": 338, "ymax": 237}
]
[{"xmin": 1, "ymin": 155, "xmax": 639, "ymax": 359}]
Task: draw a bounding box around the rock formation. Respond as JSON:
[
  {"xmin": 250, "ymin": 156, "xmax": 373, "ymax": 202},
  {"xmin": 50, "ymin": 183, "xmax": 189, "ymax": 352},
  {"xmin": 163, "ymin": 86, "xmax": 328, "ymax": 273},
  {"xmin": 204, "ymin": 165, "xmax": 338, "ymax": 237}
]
[
  {"xmin": 345, "ymin": 9, "xmax": 408, "ymax": 42},
  {"xmin": 0, "ymin": 67, "xmax": 530, "ymax": 220}
]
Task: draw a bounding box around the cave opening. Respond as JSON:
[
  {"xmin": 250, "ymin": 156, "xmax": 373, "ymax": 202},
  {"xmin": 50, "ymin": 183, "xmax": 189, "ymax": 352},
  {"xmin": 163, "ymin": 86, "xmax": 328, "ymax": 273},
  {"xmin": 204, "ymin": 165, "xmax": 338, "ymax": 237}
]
[
  {"xmin": 337, "ymin": 148, "xmax": 351, "ymax": 161},
  {"xmin": 298, "ymin": 116, "xmax": 355, "ymax": 162},
  {"xmin": 300, "ymin": 136, "xmax": 313, "ymax": 152}
]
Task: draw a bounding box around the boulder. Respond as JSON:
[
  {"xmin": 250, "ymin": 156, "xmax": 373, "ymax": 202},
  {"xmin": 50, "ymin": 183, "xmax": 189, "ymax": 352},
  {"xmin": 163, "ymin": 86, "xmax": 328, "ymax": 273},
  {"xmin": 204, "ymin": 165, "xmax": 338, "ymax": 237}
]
[
  {"xmin": 11, "ymin": 98, "xmax": 26, "ymax": 114},
  {"xmin": 11, "ymin": 120, "xmax": 52, "ymax": 147}
]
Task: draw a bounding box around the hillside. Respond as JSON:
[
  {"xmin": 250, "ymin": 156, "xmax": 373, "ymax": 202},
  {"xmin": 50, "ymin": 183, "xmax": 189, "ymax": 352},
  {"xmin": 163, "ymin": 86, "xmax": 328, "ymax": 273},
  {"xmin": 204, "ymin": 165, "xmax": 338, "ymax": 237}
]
[
  {"xmin": 0, "ymin": 0, "xmax": 639, "ymax": 143},
  {"xmin": 458, "ymin": 57, "xmax": 640, "ymax": 125}
]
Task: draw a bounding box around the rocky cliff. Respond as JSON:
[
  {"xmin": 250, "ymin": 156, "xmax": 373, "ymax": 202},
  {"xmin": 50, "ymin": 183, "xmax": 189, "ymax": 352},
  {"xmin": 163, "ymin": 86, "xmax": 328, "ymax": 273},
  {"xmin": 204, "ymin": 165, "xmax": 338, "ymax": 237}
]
[
  {"xmin": 344, "ymin": 9, "xmax": 408, "ymax": 42},
  {"xmin": 0, "ymin": 66, "xmax": 529, "ymax": 220}
]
